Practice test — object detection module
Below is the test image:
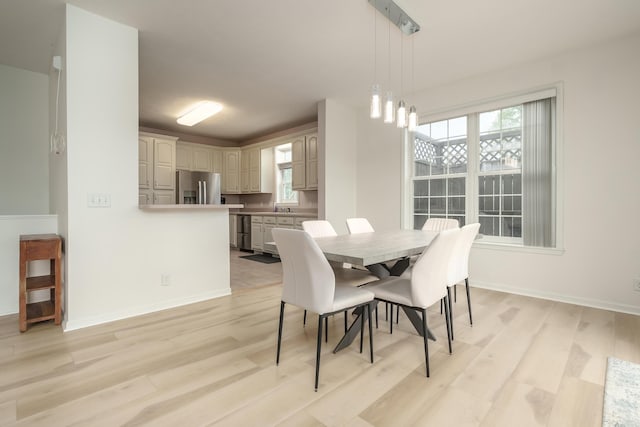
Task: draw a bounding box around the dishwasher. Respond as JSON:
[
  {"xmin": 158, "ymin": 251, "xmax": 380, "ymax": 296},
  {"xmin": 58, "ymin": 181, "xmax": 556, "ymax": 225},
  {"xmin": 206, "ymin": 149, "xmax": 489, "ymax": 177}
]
[{"xmin": 236, "ymin": 215, "xmax": 252, "ymax": 251}]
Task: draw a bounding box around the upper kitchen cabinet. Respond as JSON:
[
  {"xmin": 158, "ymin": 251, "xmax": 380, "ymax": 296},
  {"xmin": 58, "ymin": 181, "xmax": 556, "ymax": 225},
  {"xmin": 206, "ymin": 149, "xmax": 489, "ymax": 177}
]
[
  {"xmin": 305, "ymin": 133, "xmax": 318, "ymax": 189},
  {"xmin": 211, "ymin": 149, "xmax": 223, "ymax": 175},
  {"xmin": 176, "ymin": 142, "xmax": 217, "ymax": 173},
  {"xmin": 138, "ymin": 136, "xmax": 153, "ymax": 189},
  {"xmin": 175, "ymin": 143, "xmax": 192, "ymax": 170},
  {"xmin": 223, "ymin": 150, "xmax": 241, "ymax": 193},
  {"xmin": 192, "ymin": 145, "xmax": 212, "ymax": 172},
  {"xmin": 241, "ymin": 147, "xmax": 274, "ymax": 193},
  {"xmin": 139, "ymin": 133, "xmax": 178, "ymax": 205},
  {"xmin": 292, "ymin": 132, "xmax": 318, "ymax": 190},
  {"xmin": 153, "ymin": 138, "xmax": 176, "ymax": 190}
]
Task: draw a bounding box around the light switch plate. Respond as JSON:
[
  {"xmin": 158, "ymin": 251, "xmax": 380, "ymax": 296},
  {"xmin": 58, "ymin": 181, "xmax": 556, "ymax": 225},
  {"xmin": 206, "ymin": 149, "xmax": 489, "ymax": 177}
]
[{"xmin": 87, "ymin": 193, "xmax": 111, "ymax": 208}]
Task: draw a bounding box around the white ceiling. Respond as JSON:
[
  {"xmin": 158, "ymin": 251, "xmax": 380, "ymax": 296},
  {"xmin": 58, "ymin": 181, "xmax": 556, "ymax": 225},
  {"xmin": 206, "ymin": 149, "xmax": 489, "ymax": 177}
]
[{"xmin": 2, "ymin": 0, "xmax": 640, "ymax": 142}]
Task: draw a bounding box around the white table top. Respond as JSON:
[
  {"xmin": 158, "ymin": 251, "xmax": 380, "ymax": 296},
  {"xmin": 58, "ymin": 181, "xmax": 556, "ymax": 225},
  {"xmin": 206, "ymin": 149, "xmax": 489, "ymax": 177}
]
[{"xmin": 314, "ymin": 229, "xmax": 439, "ymax": 266}]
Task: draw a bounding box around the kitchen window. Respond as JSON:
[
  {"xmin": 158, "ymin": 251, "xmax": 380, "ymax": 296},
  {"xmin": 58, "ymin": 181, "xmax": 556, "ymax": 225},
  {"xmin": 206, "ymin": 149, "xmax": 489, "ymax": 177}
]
[
  {"xmin": 409, "ymin": 90, "xmax": 557, "ymax": 248},
  {"xmin": 275, "ymin": 143, "xmax": 298, "ymax": 205}
]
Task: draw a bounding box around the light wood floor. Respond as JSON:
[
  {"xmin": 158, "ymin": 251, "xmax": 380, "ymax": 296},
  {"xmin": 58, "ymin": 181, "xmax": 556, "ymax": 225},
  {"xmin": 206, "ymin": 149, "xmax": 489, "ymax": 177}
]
[{"xmin": 1, "ymin": 255, "xmax": 639, "ymax": 426}]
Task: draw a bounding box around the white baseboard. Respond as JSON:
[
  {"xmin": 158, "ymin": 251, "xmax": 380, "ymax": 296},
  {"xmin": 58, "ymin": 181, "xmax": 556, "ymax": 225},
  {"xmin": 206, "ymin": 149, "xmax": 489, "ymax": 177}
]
[
  {"xmin": 472, "ymin": 280, "xmax": 640, "ymax": 316},
  {"xmin": 62, "ymin": 288, "xmax": 231, "ymax": 332}
]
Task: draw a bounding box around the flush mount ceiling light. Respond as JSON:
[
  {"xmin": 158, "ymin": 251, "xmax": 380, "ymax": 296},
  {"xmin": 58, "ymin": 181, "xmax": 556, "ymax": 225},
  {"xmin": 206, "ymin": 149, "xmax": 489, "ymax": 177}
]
[{"xmin": 177, "ymin": 101, "xmax": 223, "ymax": 126}]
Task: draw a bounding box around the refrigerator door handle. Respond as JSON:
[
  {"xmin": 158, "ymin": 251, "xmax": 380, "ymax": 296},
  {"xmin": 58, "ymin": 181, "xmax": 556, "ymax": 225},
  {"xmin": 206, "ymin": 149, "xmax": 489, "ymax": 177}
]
[
  {"xmin": 198, "ymin": 180, "xmax": 202, "ymax": 204},
  {"xmin": 203, "ymin": 180, "xmax": 207, "ymax": 204}
]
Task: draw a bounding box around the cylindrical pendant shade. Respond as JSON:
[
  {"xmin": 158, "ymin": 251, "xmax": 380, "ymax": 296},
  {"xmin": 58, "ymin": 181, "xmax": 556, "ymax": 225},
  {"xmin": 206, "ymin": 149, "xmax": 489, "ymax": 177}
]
[{"xmin": 384, "ymin": 92, "xmax": 395, "ymax": 124}]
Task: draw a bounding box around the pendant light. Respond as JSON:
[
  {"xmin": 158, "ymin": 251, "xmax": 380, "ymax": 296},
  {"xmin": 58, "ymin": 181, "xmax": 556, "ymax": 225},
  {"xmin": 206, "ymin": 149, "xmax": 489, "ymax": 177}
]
[
  {"xmin": 370, "ymin": 3, "xmax": 381, "ymax": 119},
  {"xmin": 396, "ymin": 30, "xmax": 407, "ymax": 128},
  {"xmin": 383, "ymin": 5, "xmax": 394, "ymax": 124},
  {"xmin": 407, "ymin": 35, "xmax": 418, "ymax": 132}
]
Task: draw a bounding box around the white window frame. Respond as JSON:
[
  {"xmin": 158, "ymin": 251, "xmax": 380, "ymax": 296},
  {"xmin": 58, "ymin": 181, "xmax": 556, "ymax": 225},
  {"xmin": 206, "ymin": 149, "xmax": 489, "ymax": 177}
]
[
  {"xmin": 401, "ymin": 85, "xmax": 564, "ymax": 253},
  {"xmin": 275, "ymin": 143, "xmax": 298, "ymax": 206}
]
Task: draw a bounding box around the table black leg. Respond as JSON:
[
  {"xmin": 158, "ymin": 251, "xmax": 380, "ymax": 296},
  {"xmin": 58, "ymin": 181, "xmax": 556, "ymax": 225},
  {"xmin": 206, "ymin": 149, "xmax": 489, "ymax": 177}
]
[
  {"xmin": 333, "ymin": 301, "xmax": 376, "ymax": 353},
  {"xmin": 389, "ymin": 257, "xmax": 410, "ymax": 276}
]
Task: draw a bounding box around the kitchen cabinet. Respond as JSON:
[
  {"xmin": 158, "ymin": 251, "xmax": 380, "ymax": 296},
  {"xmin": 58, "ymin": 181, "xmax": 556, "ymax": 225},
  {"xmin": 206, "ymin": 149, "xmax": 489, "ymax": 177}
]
[
  {"xmin": 211, "ymin": 149, "xmax": 223, "ymax": 174},
  {"xmin": 223, "ymin": 150, "xmax": 241, "ymax": 193},
  {"xmin": 175, "ymin": 143, "xmax": 192, "ymax": 170},
  {"xmin": 192, "ymin": 145, "xmax": 212, "ymax": 172},
  {"xmin": 177, "ymin": 142, "xmax": 215, "ymax": 173},
  {"xmin": 305, "ymin": 133, "xmax": 318, "ymax": 189},
  {"xmin": 139, "ymin": 190, "xmax": 152, "ymax": 205},
  {"xmin": 291, "ymin": 132, "xmax": 318, "ymax": 190},
  {"xmin": 139, "ymin": 133, "xmax": 178, "ymax": 205},
  {"xmin": 262, "ymin": 216, "xmax": 277, "ymax": 249},
  {"xmin": 153, "ymin": 138, "xmax": 176, "ymax": 190},
  {"xmin": 240, "ymin": 149, "xmax": 250, "ymax": 193},
  {"xmin": 153, "ymin": 190, "xmax": 175, "ymax": 205},
  {"xmin": 251, "ymin": 216, "xmax": 263, "ymax": 250},
  {"xmin": 138, "ymin": 137, "xmax": 153, "ymax": 189},
  {"xmin": 241, "ymin": 147, "xmax": 274, "ymax": 193},
  {"xmin": 294, "ymin": 217, "xmax": 315, "ymax": 230}
]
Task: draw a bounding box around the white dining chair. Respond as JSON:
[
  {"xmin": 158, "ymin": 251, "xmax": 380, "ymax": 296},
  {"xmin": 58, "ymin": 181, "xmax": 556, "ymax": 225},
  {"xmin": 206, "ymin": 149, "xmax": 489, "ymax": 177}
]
[
  {"xmin": 345, "ymin": 217, "xmax": 395, "ymax": 326},
  {"xmin": 365, "ymin": 228, "xmax": 459, "ymax": 377},
  {"xmin": 301, "ymin": 220, "xmax": 379, "ymax": 329},
  {"xmin": 446, "ymin": 223, "xmax": 480, "ymax": 340},
  {"xmin": 346, "ymin": 218, "xmax": 375, "ymax": 234},
  {"xmin": 422, "ymin": 218, "xmax": 459, "ymax": 232},
  {"xmin": 273, "ymin": 228, "xmax": 375, "ymax": 391}
]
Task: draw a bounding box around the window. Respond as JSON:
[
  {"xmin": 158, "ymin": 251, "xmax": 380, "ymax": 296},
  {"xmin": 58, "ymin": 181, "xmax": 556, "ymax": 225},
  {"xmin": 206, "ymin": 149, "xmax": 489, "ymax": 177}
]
[
  {"xmin": 275, "ymin": 144, "xmax": 298, "ymax": 204},
  {"xmin": 409, "ymin": 93, "xmax": 556, "ymax": 248}
]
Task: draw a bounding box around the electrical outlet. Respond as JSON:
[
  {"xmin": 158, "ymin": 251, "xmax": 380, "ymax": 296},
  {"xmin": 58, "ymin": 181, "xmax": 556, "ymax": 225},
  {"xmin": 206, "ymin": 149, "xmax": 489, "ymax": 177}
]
[
  {"xmin": 633, "ymin": 277, "xmax": 640, "ymax": 292},
  {"xmin": 161, "ymin": 274, "xmax": 171, "ymax": 286}
]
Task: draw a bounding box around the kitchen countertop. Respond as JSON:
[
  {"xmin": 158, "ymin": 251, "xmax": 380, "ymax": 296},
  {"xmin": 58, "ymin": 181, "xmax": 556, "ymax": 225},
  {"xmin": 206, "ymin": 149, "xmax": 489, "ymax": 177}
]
[
  {"xmin": 140, "ymin": 204, "xmax": 244, "ymax": 211},
  {"xmin": 229, "ymin": 211, "xmax": 317, "ymax": 217}
]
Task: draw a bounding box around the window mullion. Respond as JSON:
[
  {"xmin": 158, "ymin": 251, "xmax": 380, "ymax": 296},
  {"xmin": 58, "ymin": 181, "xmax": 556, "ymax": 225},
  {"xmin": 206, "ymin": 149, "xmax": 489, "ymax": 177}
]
[{"xmin": 467, "ymin": 113, "xmax": 479, "ymax": 225}]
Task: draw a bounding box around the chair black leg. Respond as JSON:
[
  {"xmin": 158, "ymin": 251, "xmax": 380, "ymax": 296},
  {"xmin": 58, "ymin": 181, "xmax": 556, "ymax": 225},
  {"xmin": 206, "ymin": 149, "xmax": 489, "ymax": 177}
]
[
  {"xmin": 359, "ymin": 308, "xmax": 365, "ymax": 353},
  {"xmin": 454, "ymin": 284, "xmax": 457, "ymax": 302},
  {"xmin": 421, "ymin": 308, "xmax": 430, "ymax": 377},
  {"xmin": 447, "ymin": 286, "xmax": 454, "ymax": 341},
  {"xmin": 324, "ymin": 316, "xmax": 328, "ymax": 343},
  {"xmin": 396, "ymin": 305, "xmax": 400, "ymax": 324},
  {"xmin": 315, "ymin": 315, "xmax": 323, "ymax": 391},
  {"xmin": 375, "ymin": 304, "xmax": 378, "ymax": 329},
  {"xmin": 440, "ymin": 299, "xmax": 443, "ymax": 315},
  {"xmin": 344, "ymin": 311, "xmax": 348, "ymax": 334},
  {"xmin": 443, "ymin": 296, "xmax": 452, "ymax": 354},
  {"xmin": 466, "ymin": 278, "xmax": 473, "ymax": 325},
  {"xmin": 390, "ymin": 307, "xmax": 393, "ymax": 334},
  {"xmin": 385, "ymin": 303, "xmax": 388, "ymax": 321},
  {"xmin": 367, "ymin": 303, "xmax": 374, "ymax": 363},
  {"xmin": 303, "ymin": 309, "xmax": 306, "ymax": 326},
  {"xmin": 276, "ymin": 301, "xmax": 285, "ymax": 365}
]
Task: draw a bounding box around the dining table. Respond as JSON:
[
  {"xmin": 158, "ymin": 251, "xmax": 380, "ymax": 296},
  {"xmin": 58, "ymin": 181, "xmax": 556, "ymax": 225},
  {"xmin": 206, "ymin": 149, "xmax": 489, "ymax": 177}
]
[{"xmin": 313, "ymin": 229, "xmax": 440, "ymax": 353}]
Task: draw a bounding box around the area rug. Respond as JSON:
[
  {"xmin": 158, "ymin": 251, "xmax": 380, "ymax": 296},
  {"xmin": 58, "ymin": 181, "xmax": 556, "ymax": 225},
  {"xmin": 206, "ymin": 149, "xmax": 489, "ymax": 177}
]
[
  {"xmin": 240, "ymin": 254, "xmax": 281, "ymax": 264},
  {"xmin": 602, "ymin": 357, "xmax": 640, "ymax": 426}
]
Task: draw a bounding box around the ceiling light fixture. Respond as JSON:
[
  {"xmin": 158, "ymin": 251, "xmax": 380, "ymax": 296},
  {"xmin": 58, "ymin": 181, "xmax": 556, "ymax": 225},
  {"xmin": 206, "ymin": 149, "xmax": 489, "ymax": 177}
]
[
  {"xmin": 408, "ymin": 35, "xmax": 417, "ymax": 132},
  {"xmin": 177, "ymin": 101, "xmax": 223, "ymax": 126},
  {"xmin": 370, "ymin": 4, "xmax": 381, "ymax": 119},
  {"xmin": 367, "ymin": 0, "xmax": 419, "ymax": 127}
]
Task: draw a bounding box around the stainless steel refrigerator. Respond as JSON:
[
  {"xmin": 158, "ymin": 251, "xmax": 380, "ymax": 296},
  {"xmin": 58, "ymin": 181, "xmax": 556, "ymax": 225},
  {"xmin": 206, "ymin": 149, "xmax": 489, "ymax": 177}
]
[{"xmin": 175, "ymin": 171, "xmax": 221, "ymax": 204}]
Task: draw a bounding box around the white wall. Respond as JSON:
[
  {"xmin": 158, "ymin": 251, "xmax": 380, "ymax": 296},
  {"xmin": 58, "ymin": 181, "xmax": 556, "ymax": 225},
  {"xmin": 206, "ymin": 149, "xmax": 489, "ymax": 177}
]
[
  {"xmin": 318, "ymin": 99, "xmax": 359, "ymax": 234},
  {"xmin": 0, "ymin": 64, "xmax": 49, "ymax": 214},
  {"xmin": 356, "ymin": 32, "xmax": 640, "ymax": 314},
  {"xmin": 62, "ymin": 5, "xmax": 230, "ymax": 330}
]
